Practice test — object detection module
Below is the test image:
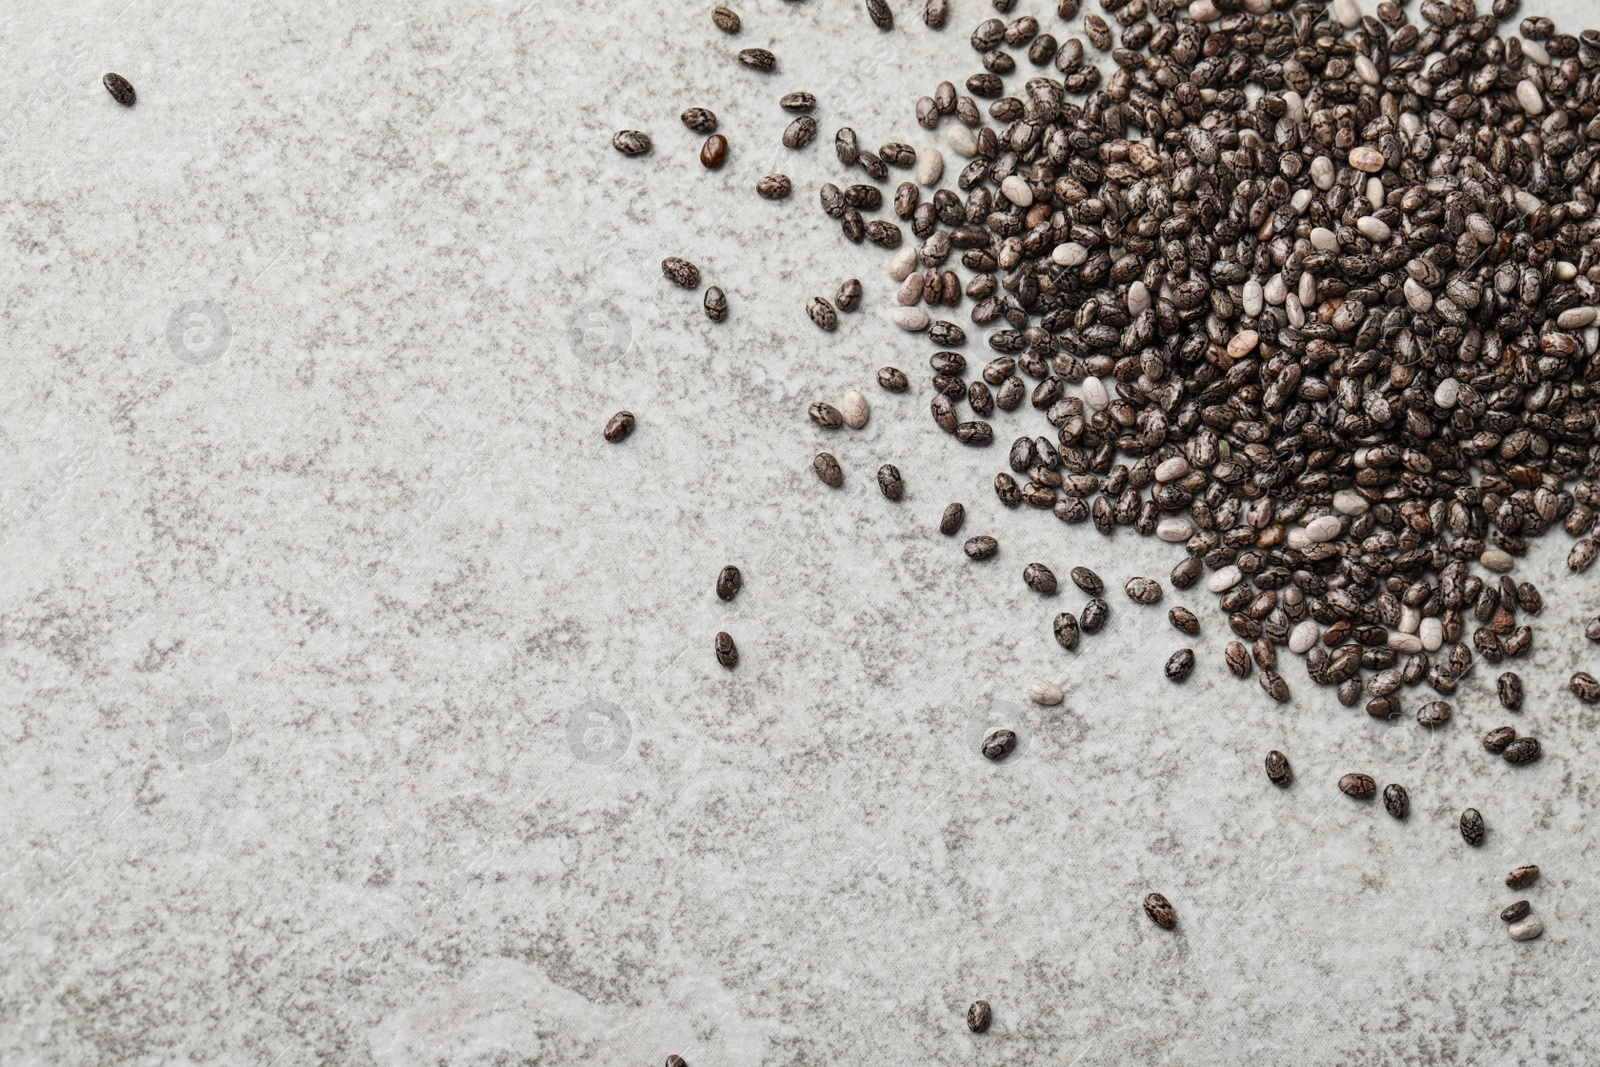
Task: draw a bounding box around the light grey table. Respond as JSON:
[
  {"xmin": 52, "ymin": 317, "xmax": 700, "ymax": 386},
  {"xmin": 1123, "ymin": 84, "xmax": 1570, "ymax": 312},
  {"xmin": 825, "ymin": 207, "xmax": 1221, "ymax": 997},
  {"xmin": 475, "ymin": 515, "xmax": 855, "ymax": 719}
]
[{"xmin": 1, "ymin": 0, "xmax": 1596, "ymax": 1063}]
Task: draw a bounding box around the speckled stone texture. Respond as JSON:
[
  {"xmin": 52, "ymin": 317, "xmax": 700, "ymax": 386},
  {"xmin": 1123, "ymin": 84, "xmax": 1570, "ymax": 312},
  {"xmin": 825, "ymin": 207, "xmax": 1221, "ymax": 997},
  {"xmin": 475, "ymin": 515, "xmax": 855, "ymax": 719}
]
[{"xmin": 2, "ymin": 1, "xmax": 1598, "ymax": 1064}]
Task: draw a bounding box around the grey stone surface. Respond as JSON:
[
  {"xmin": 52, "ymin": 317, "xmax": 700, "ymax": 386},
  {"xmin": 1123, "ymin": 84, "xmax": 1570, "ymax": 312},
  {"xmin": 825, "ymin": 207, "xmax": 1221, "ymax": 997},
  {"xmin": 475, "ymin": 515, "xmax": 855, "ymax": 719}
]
[{"xmin": 1, "ymin": 1, "xmax": 1597, "ymax": 1063}]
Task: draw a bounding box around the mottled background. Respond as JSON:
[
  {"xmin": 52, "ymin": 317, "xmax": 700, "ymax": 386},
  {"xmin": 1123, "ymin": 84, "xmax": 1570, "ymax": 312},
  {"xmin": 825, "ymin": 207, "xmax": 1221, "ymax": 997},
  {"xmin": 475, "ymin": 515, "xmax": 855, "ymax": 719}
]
[{"xmin": 1, "ymin": 0, "xmax": 1597, "ymax": 1063}]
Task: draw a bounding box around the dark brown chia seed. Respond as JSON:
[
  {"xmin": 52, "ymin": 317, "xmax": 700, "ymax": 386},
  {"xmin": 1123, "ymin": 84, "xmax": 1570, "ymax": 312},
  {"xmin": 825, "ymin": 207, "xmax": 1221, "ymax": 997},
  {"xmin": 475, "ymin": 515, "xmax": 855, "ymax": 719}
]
[
  {"xmin": 966, "ymin": 1000, "xmax": 992, "ymax": 1031},
  {"xmin": 1225, "ymin": 641, "xmax": 1251, "ymax": 678},
  {"xmin": 878, "ymin": 366, "xmax": 909, "ymax": 392},
  {"xmin": 939, "ymin": 502, "xmax": 965, "ymax": 535},
  {"xmin": 1501, "ymin": 900, "xmax": 1531, "ymax": 923},
  {"xmin": 613, "ymin": 130, "xmax": 652, "ymax": 155},
  {"xmin": 1339, "ymin": 773, "xmax": 1376, "ymax": 799},
  {"xmin": 716, "ymin": 565, "xmax": 742, "ymax": 601},
  {"xmin": 681, "ymin": 107, "xmax": 718, "ymax": 133},
  {"xmin": 738, "ymin": 48, "xmax": 775, "ymax": 70},
  {"xmin": 1483, "ymin": 726, "xmax": 1517, "ymax": 754},
  {"xmin": 1023, "ymin": 563, "xmax": 1057, "ymax": 594},
  {"xmin": 1503, "ymin": 738, "xmax": 1542, "ymax": 764},
  {"xmin": 782, "ymin": 116, "xmax": 817, "ymax": 149},
  {"xmin": 1417, "ymin": 701, "xmax": 1453, "ymax": 728},
  {"xmin": 964, "ymin": 535, "xmax": 998, "ymax": 560},
  {"xmin": 806, "ymin": 296, "xmax": 838, "ymax": 331},
  {"xmin": 712, "ymin": 6, "xmax": 740, "ymax": 32},
  {"xmin": 1383, "ymin": 784, "xmax": 1409, "ymax": 819},
  {"xmin": 1080, "ymin": 598, "xmax": 1109, "ymax": 633},
  {"xmin": 1168, "ymin": 607, "xmax": 1199, "ymax": 635},
  {"xmin": 1498, "ymin": 672, "xmax": 1523, "ymax": 711},
  {"xmin": 835, "ymin": 278, "xmax": 863, "ymax": 312},
  {"xmin": 1069, "ymin": 566, "xmax": 1103, "ymax": 596},
  {"xmin": 1142, "ymin": 892, "xmax": 1175, "ymax": 929},
  {"xmin": 1572, "ymin": 672, "xmax": 1600, "ymax": 703},
  {"xmin": 1265, "ymin": 750, "xmax": 1292, "ymax": 787},
  {"xmin": 981, "ymin": 729, "xmax": 1015, "ymax": 760},
  {"xmin": 756, "ymin": 174, "xmax": 792, "ymax": 199},
  {"xmin": 1461, "ymin": 808, "xmax": 1485, "ymax": 847},
  {"xmin": 808, "ymin": 402, "xmax": 844, "ymax": 429},
  {"xmin": 702, "ymin": 286, "xmax": 727, "ymax": 321},
  {"xmin": 715, "ymin": 631, "xmax": 738, "ymax": 668},
  {"xmin": 813, "ymin": 452, "xmax": 843, "ymax": 487},
  {"xmin": 779, "ymin": 91, "xmax": 814, "ymax": 111},
  {"xmin": 661, "ymin": 257, "xmax": 699, "ymax": 287},
  {"xmin": 1506, "ymin": 865, "xmax": 1540, "ymax": 889},
  {"xmin": 603, "ymin": 411, "xmax": 635, "ymax": 443},
  {"xmin": 1165, "ymin": 648, "xmax": 1195, "ymax": 682},
  {"xmin": 103, "ymin": 72, "xmax": 136, "ymax": 106},
  {"xmin": 878, "ymin": 464, "xmax": 903, "ymax": 501},
  {"xmin": 1054, "ymin": 611, "xmax": 1080, "ymax": 650}
]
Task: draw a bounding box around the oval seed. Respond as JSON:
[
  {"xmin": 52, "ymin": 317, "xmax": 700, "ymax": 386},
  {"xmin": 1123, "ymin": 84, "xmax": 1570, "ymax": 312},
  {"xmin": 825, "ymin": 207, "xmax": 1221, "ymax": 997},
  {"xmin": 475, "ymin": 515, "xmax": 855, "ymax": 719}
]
[
  {"xmin": 813, "ymin": 452, "xmax": 843, "ymax": 487},
  {"xmin": 1169, "ymin": 607, "xmax": 1199, "ymax": 635},
  {"xmin": 1224, "ymin": 641, "xmax": 1252, "ymax": 678},
  {"xmin": 841, "ymin": 389, "xmax": 869, "ymax": 428},
  {"xmin": 1023, "ymin": 563, "xmax": 1057, "ymax": 594},
  {"xmin": 103, "ymin": 72, "xmax": 137, "ymax": 106},
  {"xmin": 1070, "ymin": 566, "xmax": 1103, "ymax": 596},
  {"xmin": 981, "ymin": 729, "xmax": 1016, "ymax": 760},
  {"xmin": 1142, "ymin": 892, "xmax": 1176, "ymax": 929},
  {"xmin": 779, "ymin": 91, "xmax": 815, "ymax": 111},
  {"xmin": 756, "ymin": 174, "xmax": 792, "ymax": 199},
  {"xmin": 613, "ymin": 130, "xmax": 653, "ymax": 155},
  {"xmin": 1417, "ymin": 700, "xmax": 1453, "ymax": 728},
  {"xmin": 715, "ymin": 631, "xmax": 738, "ymax": 668},
  {"xmin": 662, "ymin": 257, "xmax": 700, "ymax": 288},
  {"xmin": 1506, "ymin": 864, "xmax": 1540, "ymax": 889},
  {"xmin": 703, "ymin": 286, "xmax": 728, "ymax": 321},
  {"xmin": 1125, "ymin": 577, "xmax": 1162, "ymax": 604},
  {"xmin": 712, "ymin": 5, "xmax": 741, "ymax": 32},
  {"xmin": 964, "ymin": 535, "xmax": 998, "ymax": 560},
  {"xmin": 681, "ymin": 107, "xmax": 718, "ymax": 133},
  {"xmin": 877, "ymin": 464, "xmax": 903, "ymax": 501},
  {"xmin": 865, "ymin": 0, "xmax": 893, "ymax": 29},
  {"xmin": 1509, "ymin": 916, "xmax": 1545, "ymax": 941},
  {"xmin": 835, "ymin": 279, "xmax": 863, "ymax": 313},
  {"xmin": 966, "ymin": 1000, "xmax": 992, "ymax": 1032},
  {"xmin": 1338, "ymin": 773, "xmax": 1377, "ymax": 799},
  {"xmin": 1080, "ymin": 598, "xmax": 1109, "ymax": 634},
  {"xmin": 806, "ymin": 296, "xmax": 838, "ymax": 331},
  {"xmin": 878, "ymin": 366, "xmax": 909, "ymax": 392},
  {"xmin": 1503, "ymin": 737, "xmax": 1542, "ymax": 764},
  {"xmin": 1498, "ymin": 672, "xmax": 1523, "ymax": 711},
  {"xmin": 716, "ymin": 565, "xmax": 742, "ymax": 601},
  {"xmin": 738, "ymin": 48, "xmax": 776, "ymax": 71},
  {"xmin": 1265, "ymin": 750, "xmax": 1292, "ymax": 787},
  {"xmin": 1483, "ymin": 726, "xmax": 1517, "ymax": 754},
  {"xmin": 1259, "ymin": 671, "xmax": 1290, "ymax": 703},
  {"xmin": 1461, "ymin": 808, "xmax": 1485, "ymax": 846},
  {"xmin": 808, "ymin": 402, "xmax": 843, "ymax": 428},
  {"xmin": 1383, "ymin": 783, "xmax": 1409, "ymax": 818},
  {"xmin": 1053, "ymin": 611, "xmax": 1080, "ymax": 650},
  {"xmin": 1501, "ymin": 900, "xmax": 1531, "ymax": 923},
  {"xmin": 1028, "ymin": 678, "xmax": 1063, "ymax": 705},
  {"xmin": 1165, "ymin": 648, "xmax": 1196, "ymax": 682},
  {"xmin": 939, "ymin": 502, "xmax": 965, "ymax": 535},
  {"xmin": 1571, "ymin": 672, "xmax": 1600, "ymax": 702},
  {"xmin": 603, "ymin": 410, "xmax": 635, "ymax": 442},
  {"xmin": 782, "ymin": 116, "xmax": 817, "ymax": 149}
]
